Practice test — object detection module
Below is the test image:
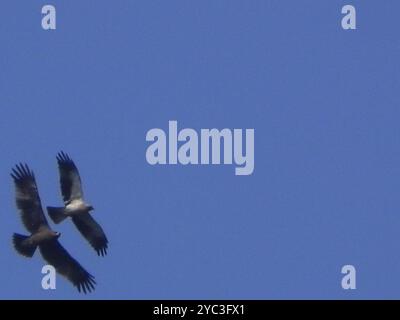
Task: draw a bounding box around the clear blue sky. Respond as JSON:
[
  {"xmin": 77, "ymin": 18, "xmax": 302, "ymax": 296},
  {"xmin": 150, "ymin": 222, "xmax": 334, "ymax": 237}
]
[{"xmin": 1, "ymin": 0, "xmax": 400, "ymax": 299}]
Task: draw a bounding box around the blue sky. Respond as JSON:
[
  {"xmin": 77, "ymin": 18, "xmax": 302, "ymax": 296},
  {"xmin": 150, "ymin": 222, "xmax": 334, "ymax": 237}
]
[{"xmin": 1, "ymin": 1, "xmax": 400, "ymax": 299}]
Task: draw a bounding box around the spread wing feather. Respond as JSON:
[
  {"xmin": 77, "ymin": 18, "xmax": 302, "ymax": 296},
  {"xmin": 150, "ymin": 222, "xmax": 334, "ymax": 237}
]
[
  {"xmin": 72, "ymin": 214, "xmax": 108, "ymax": 256},
  {"xmin": 11, "ymin": 164, "xmax": 49, "ymax": 233},
  {"xmin": 39, "ymin": 239, "xmax": 96, "ymax": 293},
  {"xmin": 57, "ymin": 152, "xmax": 83, "ymax": 203}
]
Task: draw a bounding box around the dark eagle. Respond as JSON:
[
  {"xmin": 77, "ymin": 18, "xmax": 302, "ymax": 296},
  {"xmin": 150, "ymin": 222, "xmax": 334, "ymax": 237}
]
[
  {"xmin": 11, "ymin": 163, "xmax": 96, "ymax": 294},
  {"xmin": 47, "ymin": 152, "xmax": 108, "ymax": 256}
]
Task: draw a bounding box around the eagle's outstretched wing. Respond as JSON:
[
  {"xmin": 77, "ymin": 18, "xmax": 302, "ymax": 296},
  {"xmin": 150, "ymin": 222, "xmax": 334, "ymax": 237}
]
[
  {"xmin": 11, "ymin": 164, "xmax": 49, "ymax": 233},
  {"xmin": 39, "ymin": 239, "xmax": 96, "ymax": 293},
  {"xmin": 72, "ymin": 214, "xmax": 108, "ymax": 256},
  {"xmin": 57, "ymin": 151, "xmax": 83, "ymax": 203}
]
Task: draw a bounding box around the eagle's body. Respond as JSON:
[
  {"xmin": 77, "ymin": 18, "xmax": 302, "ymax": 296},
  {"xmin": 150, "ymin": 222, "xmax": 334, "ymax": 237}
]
[
  {"xmin": 26, "ymin": 229, "xmax": 59, "ymax": 245},
  {"xmin": 65, "ymin": 199, "xmax": 90, "ymax": 215},
  {"xmin": 11, "ymin": 163, "xmax": 96, "ymax": 293}
]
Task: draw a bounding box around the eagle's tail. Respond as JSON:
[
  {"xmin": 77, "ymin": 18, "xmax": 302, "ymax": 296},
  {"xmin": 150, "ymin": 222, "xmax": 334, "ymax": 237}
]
[
  {"xmin": 12, "ymin": 233, "xmax": 37, "ymax": 257},
  {"xmin": 47, "ymin": 206, "xmax": 68, "ymax": 224}
]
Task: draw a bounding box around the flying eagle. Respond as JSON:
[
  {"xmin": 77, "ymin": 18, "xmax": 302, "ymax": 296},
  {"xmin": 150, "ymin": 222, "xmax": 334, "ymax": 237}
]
[
  {"xmin": 11, "ymin": 163, "xmax": 96, "ymax": 294},
  {"xmin": 47, "ymin": 152, "xmax": 108, "ymax": 256}
]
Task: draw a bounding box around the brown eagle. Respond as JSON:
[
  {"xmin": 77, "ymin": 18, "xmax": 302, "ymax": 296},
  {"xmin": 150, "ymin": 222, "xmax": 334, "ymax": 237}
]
[
  {"xmin": 11, "ymin": 163, "xmax": 96, "ymax": 294},
  {"xmin": 47, "ymin": 152, "xmax": 108, "ymax": 256}
]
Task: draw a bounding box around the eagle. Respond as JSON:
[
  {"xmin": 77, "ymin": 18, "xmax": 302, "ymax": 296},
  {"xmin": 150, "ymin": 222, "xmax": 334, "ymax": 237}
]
[
  {"xmin": 11, "ymin": 163, "xmax": 96, "ymax": 294},
  {"xmin": 47, "ymin": 152, "xmax": 108, "ymax": 256}
]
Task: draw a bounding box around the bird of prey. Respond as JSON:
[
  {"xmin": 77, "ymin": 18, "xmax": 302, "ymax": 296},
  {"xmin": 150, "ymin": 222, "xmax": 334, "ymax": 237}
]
[
  {"xmin": 47, "ymin": 152, "xmax": 108, "ymax": 256},
  {"xmin": 11, "ymin": 163, "xmax": 96, "ymax": 294}
]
